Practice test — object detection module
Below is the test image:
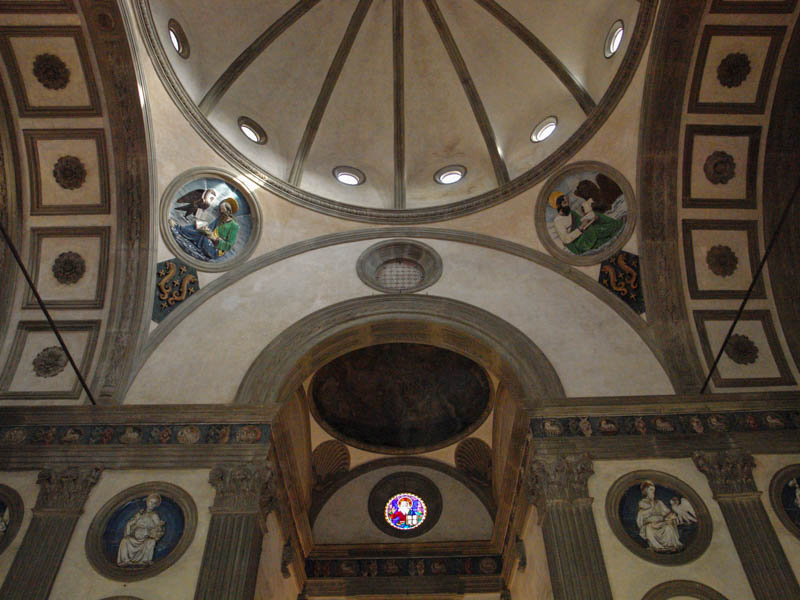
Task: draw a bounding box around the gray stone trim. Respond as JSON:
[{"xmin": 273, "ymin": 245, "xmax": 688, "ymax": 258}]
[
  {"xmin": 642, "ymin": 580, "xmax": 729, "ymax": 600},
  {"xmin": 78, "ymin": 0, "xmax": 153, "ymax": 405},
  {"xmin": 85, "ymin": 481, "xmax": 197, "ymax": 582},
  {"xmin": 0, "ymin": 78, "xmax": 21, "ymax": 368},
  {"xmin": 693, "ymin": 450, "xmax": 800, "ymax": 600},
  {"xmin": 194, "ymin": 463, "xmax": 275, "ymax": 600},
  {"xmin": 0, "ymin": 467, "xmax": 101, "ymax": 600},
  {"xmin": 637, "ymin": 0, "xmax": 707, "ymax": 393},
  {"xmin": 130, "ymin": 0, "xmax": 656, "ymax": 224},
  {"xmin": 233, "ymin": 294, "xmax": 564, "ymax": 410},
  {"xmin": 526, "ymin": 454, "xmax": 612, "ymax": 600},
  {"xmin": 129, "ymin": 226, "xmax": 681, "ymax": 399}
]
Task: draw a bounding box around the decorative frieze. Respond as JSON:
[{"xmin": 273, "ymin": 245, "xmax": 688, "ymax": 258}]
[
  {"xmin": 532, "ymin": 409, "xmax": 800, "ymax": 439},
  {"xmin": 0, "ymin": 423, "xmax": 270, "ymax": 447},
  {"xmin": 305, "ymin": 555, "xmax": 503, "ymax": 578}
]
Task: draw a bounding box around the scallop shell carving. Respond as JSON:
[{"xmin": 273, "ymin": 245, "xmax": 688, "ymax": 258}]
[
  {"xmin": 455, "ymin": 437, "xmax": 492, "ymax": 486},
  {"xmin": 312, "ymin": 440, "xmax": 350, "ymax": 489}
]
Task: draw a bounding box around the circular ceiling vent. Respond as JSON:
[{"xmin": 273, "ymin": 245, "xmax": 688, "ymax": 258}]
[{"xmin": 356, "ymin": 239, "xmax": 442, "ymax": 294}]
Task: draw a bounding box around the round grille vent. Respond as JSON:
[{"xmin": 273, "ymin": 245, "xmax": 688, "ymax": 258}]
[{"xmin": 357, "ymin": 240, "xmax": 442, "ymax": 294}]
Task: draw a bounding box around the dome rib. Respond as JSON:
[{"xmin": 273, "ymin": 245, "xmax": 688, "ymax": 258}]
[
  {"xmin": 288, "ymin": 0, "xmax": 374, "ymax": 187},
  {"xmin": 473, "ymin": 0, "xmax": 596, "ymax": 115},
  {"xmin": 423, "ymin": 0, "xmax": 510, "ymax": 186},
  {"xmin": 198, "ymin": 0, "xmax": 322, "ymax": 116}
]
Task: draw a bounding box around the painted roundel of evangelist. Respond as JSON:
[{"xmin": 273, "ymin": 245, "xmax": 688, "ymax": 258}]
[
  {"xmin": 385, "ymin": 493, "xmax": 427, "ymax": 531},
  {"xmin": 535, "ymin": 162, "xmax": 636, "ymax": 266},
  {"xmin": 160, "ymin": 168, "xmax": 261, "ymax": 272},
  {"xmin": 606, "ymin": 471, "xmax": 712, "ymax": 565},
  {"xmin": 0, "ymin": 484, "xmax": 23, "ymax": 556}
]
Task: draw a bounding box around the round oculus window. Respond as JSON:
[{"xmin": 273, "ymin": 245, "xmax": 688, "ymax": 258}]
[
  {"xmin": 605, "ymin": 20, "xmax": 624, "ymax": 58},
  {"xmin": 167, "ymin": 19, "xmax": 189, "ymax": 59},
  {"xmin": 531, "ymin": 116, "xmax": 558, "ymax": 143},
  {"xmin": 384, "ymin": 493, "xmax": 427, "ymax": 530},
  {"xmin": 333, "ymin": 166, "xmax": 365, "ymax": 186},
  {"xmin": 434, "ymin": 165, "xmax": 466, "ymax": 185},
  {"xmin": 237, "ymin": 116, "xmax": 267, "ymax": 144}
]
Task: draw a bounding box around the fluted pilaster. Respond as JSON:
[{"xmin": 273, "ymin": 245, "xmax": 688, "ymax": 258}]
[
  {"xmin": 194, "ymin": 463, "xmax": 276, "ymax": 600},
  {"xmin": 0, "ymin": 466, "xmax": 101, "ymax": 600},
  {"xmin": 526, "ymin": 454, "xmax": 612, "ymax": 600},
  {"xmin": 693, "ymin": 450, "xmax": 800, "ymax": 600}
]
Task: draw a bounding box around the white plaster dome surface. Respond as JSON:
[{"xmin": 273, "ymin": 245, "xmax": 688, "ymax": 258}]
[{"xmin": 141, "ymin": 0, "xmax": 643, "ymax": 220}]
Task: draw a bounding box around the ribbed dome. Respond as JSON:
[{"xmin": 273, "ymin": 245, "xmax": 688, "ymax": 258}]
[{"xmin": 140, "ymin": 0, "xmax": 649, "ymax": 221}]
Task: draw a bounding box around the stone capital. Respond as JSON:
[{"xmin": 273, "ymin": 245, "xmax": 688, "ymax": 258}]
[
  {"xmin": 692, "ymin": 450, "xmax": 757, "ymax": 497},
  {"xmin": 34, "ymin": 466, "xmax": 101, "ymax": 513},
  {"xmin": 526, "ymin": 453, "xmax": 593, "ymax": 513},
  {"xmin": 209, "ymin": 462, "xmax": 275, "ymax": 514}
]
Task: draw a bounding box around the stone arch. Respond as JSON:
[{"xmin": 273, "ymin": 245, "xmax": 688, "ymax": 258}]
[
  {"xmin": 233, "ymin": 295, "xmax": 564, "ymax": 409},
  {"xmin": 642, "ymin": 580, "xmax": 729, "ymax": 600}
]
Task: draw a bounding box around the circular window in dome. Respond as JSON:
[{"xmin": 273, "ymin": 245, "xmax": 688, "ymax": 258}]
[
  {"xmin": 333, "ymin": 166, "xmax": 365, "ymax": 186},
  {"xmin": 357, "ymin": 239, "xmax": 442, "ymax": 294},
  {"xmin": 237, "ymin": 116, "xmax": 267, "ymax": 145},
  {"xmin": 434, "ymin": 165, "xmax": 466, "ymax": 185},
  {"xmin": 167, "ymin": 19, "xmax": 189, "ymax": 59},
  {"xmin": 385, "ymin": 493, "xmax": 427, "ymax": 530},
  {"xmin": 605, "ymin": 20, "xmax": 624, "ymax": 58},
  {"xmin": 368, "ymin": 472, "xmax": 442, "ymax": 538},
  {"xmin": 531, "ymin": 116, "xmax": 558, "ymax": 143}
]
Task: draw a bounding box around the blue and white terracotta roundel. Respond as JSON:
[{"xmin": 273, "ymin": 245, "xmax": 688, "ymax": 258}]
[{"xmin": 384, "ymin": 493, "xmax": 427, "ymax": 530}]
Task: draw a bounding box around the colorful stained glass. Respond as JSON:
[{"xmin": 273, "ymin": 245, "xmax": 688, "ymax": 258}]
[{"xmin": 384, "ymin": 493, "xmax": 427, "ymax": 530}]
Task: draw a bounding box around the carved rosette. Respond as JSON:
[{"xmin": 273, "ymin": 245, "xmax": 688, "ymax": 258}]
[
  {"xmin": 692, "ymin": 450, "xmax": 756, "ymax": 497},
  {"xmin": 32, "ymin": 53, "xmax": 70, "ymax": 90},
  {"xmin": 209, "ymin": 463, "xmax": 275, "ymax": 515},
  {"xmin": 32, "ymin": 346, "xmax": 67, "ymax": 378},
  {"xmin": 717, "ymin": 52, "xmax": 751, "ymax": 88},
  {"xmin": 52, "ymin": 251, "xmax": 86, "ymax": 284},
  {"xmin": 706, "ymin": 245, "xmax": 738, "ymax": 277},
  {"xmin": 52, "ymin": 156, "xmax": 87, "ymax": 190},
  {"xmin": 526, "ymin": 453, "xmax": 594, "ymax": 514},
  {"xmin": 724, "ymin": 333, "xmax": 759, "ymax": 365},
  {"xmin": 703, "ymin": 151, "xmax": 736, "ymax": 184},
  {"xmin": 35, "ymin": 466, "xmax": 101, "ymax": 512}
]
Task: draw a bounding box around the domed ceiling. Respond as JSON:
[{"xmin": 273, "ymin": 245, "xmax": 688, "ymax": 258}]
[
  {"xmin": 136, "ymin": 0, "xmax": 652, "ymax": 222},
  {"xmin": 310, "ymin": 344, "xmax": 491, "ymax": 453}
]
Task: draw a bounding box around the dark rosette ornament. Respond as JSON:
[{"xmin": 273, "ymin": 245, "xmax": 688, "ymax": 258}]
[
  {"xmin": 53, "ymin": 156, "xmax": 87, "ymax": 190},
  {"xmin": 717, "ymin": 52, "xmax": 751, "ymax": 88},
  {"xmin": 703, "ymin": 150, "xmax": 736, "ymax": 185},
  {"xmin": 724, "ymin": 333, "xmax": 759, "ymax": 365},
  {"xmin": 32, "ymin": 53, "xmax": 70, "ymax": 90},
  {"xmin": 32, "ymin": 346, "xmax": 67, "ymax": 378},
  {"xmin": 705, "ymin": 245, "xmax": 738, "ymax": 277},
  {"xmin": 52, "ymin": 251, "xmax": 86, "ymax": 284}
]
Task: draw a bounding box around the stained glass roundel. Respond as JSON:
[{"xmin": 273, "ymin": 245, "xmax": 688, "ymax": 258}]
[{"xmin": 384, "ymin": 493, "xmax": 427, "ymax": 530}]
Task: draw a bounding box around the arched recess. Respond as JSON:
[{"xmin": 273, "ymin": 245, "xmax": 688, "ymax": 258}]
[
  {"xmin": 309, "ymin": 456, "xmax": 496, "ymax": 527},
  {"xmin": 233, "ymin": 294, "xmax": 564, "ymax": 409},
  {"xmin": 642, "ymin": 580, "xmax": 729, "ymax": 600}
]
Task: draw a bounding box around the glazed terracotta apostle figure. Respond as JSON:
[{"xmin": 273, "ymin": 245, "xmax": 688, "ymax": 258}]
[
  {"xmin": 117, "ymin": 493, "xmax": 165, "ymax": 567},
  {"xmin": 636, "ymin": 480, "xmax": 683, "ymax": 552}
]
